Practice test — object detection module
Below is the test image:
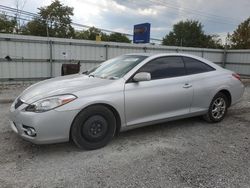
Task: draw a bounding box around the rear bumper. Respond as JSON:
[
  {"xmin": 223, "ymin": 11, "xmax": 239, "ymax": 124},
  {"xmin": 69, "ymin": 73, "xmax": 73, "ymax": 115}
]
[{"xmin": 9, "ymin": 102, "xmax": 79, "ymax": 144}]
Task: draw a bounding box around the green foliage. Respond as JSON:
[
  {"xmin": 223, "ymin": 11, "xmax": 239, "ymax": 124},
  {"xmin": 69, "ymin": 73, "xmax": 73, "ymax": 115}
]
[
  {"xmin": 22, "ymin": 0, "xmax": 74, "ymax": 38},
  {"xmin": 21, "ymin": 18, "xmax": 47, "ymax": 36},
  {"xmin": 75, "ymin": 27, "xmax": 130, "ymax": 43},
  {"xmin": 75, "ymin": 27, "xmax": 102, "ymax": 40},
  {"xmin": 0, "ymin": 14, "xmax": 17, "ymax": 33},
  {"xmin": 75, "ymin": 27, "xmax": 106, "ymax": 41},
  {"xmin": 230, "ymin": 17, "xmax": 250, "ymax": 49},
  {"xmin": 108, "ymin": 32, "xmax": 130, "ymax": 43},
  {"xmin": 162, "ymin": 20, "xmax": 222, "ymax": 48}
]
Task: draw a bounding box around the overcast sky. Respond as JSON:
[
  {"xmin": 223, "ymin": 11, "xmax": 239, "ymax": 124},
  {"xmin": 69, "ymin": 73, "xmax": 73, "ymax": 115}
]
[{"xmin": 1, "ymin": 0, "xmax": 250, "ymax": 43}]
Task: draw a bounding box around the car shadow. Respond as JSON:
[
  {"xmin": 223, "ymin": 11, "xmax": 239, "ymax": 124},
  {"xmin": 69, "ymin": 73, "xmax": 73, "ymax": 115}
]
[
  {"xmin": 9, "ymin": 116, "xmax": 211, "ymax": 155},
  {"xmin": 118, "ymin": 116, "xmax": 206, "ymax": 137}
]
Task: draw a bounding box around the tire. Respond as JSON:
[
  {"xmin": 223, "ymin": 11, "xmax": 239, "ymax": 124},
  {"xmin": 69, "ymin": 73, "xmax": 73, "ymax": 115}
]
[
  {"xmin": 203, "ymin": 92, "xmax": 229, "ymax": 123},
  {"xmin": 71, "ymin": 105, "xmax": 116, "ymax": 150}
]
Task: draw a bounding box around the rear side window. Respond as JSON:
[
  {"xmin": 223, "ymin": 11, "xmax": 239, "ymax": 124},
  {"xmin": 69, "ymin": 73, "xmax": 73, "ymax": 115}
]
[
  {"xmin": 183, "ymin": 57, "xmax": 215, "ymax": 75},
  {"xmin": 138, "ymin": 56, "xmax": 186, "ymax": 80}
]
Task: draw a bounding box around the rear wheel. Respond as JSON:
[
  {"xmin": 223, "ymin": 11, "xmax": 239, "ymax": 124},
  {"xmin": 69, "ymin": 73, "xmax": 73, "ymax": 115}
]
[
  {"xmin": 203, "ymin": 92, "xmax": 228, "ymax": 123},
  {"xmin": 71, "ymin": 105, "xmax": 116, "ymax": 150}
]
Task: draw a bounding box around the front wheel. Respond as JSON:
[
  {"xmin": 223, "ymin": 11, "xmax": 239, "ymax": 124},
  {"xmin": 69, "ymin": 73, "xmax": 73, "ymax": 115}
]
[
  {"xmin": 71, "ymin": 105, "xmax": 116, "ymax": 150},
  {"xmin": 203, "ymin": 92, "xmax": 229, "ymax": 123}
]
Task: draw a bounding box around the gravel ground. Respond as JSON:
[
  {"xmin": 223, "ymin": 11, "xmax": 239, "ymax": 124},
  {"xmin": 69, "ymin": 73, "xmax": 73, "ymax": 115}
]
[{"xmin": 0, "ymin": 82, "xmax": 250, "ymax": 188}]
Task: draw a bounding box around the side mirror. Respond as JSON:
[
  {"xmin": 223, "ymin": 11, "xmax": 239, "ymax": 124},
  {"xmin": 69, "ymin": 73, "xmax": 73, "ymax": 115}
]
[{"xmin": 133, "ymin": 72, "xmax": 151, "ymax": 82}]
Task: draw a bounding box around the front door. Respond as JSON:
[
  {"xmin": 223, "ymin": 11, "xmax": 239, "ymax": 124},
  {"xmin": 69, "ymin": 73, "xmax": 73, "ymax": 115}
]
[{"xmin": 124, "ymin": 56, "xmax": 193, "ymax": 126}]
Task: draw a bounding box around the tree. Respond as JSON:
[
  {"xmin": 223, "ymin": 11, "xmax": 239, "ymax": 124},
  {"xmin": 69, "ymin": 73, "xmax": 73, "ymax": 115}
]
[
  {"xmin": 75, "ymin": 27, "xmax": 130, "ymax": 43},
  {"xmin": 74, "ymin": 30, "xmax": 89, "ymax": 40},
  {"xmin": 0, "ymin": 14, "xmax": 17, "ymax": 33},
  {"xmin": 162, "ymin": 20, "xmax": 222, "ymax": 48},
  {"xmin": 77, "ymin": 27, "xmax": 102, "ymax": 40},
  {"xmin": 230, "ymin": 17, "xmax": 250, "ymax": 49},
  {"xmin": 22, "ymin": 0, "xmax": 74, "ymax": 38},
  {"xmin": 21, "ymin": 18, "xmax": 47, "ymax": 36},
  {"xmin": 108, "ymin": 32, "xmax": 130, "ymax": 43},
  {"xmin": 75, "ymin": 27, "xmax": 109, "ymax": 41}
]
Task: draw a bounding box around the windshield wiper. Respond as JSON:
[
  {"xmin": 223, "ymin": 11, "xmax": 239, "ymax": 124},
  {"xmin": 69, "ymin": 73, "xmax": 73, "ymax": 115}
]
[{"xmin": 108, "ymin": 76, "xmax": 119, "ymax": 80}]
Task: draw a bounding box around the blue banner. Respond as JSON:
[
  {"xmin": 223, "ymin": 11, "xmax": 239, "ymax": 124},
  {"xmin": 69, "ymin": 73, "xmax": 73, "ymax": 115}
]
[{"xmin": 133, "ymin": 23, "xmax": 151, "ymax": 43}]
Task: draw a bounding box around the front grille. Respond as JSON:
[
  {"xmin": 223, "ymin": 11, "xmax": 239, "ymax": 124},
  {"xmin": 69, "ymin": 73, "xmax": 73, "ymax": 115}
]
[{"xmin": 15, "ymin": 98, "xmax": 24, "ymax": 109}]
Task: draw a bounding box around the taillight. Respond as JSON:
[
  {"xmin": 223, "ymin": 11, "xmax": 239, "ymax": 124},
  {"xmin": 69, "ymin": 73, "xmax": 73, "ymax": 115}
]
[{"xmin": 232, "ymin": 73, "xmax": 241, "ymax": 81}]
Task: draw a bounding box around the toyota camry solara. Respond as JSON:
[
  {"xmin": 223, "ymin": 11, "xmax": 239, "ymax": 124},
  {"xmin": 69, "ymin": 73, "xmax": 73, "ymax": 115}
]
[{"xmin": 9, "ymin": 53, "xmax": 245, "ymax": 150}]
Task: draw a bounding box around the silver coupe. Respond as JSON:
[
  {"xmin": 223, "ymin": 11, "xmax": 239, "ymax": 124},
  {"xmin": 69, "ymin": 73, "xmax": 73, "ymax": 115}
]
[{"xmin": 9, "ymin": 53, "xmax": 245, "ymax": 149}]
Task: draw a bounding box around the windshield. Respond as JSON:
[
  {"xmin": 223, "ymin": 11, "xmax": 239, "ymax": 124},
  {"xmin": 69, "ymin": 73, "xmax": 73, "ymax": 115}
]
[{"xmin": 86, "ymin": 55, "xmax": 148, "ymax": 79}]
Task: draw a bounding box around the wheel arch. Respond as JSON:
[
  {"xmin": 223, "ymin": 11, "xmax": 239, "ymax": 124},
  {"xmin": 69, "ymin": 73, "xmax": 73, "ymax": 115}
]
[
  {"xmin": 69, "ymin": 103, "xmax": 122, "ymax": 140},
  {"xmin": 217, "ymin": 89, "xmax": 232, "ymax": 107}
]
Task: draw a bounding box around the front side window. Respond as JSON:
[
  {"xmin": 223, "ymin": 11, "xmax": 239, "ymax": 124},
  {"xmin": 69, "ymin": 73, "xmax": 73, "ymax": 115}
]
[
  {"xmin": 138, "ymin": 56, "xmax": 186, "ymax": 80},
  {"xmin": 183, "ymin": 57, "xmax": 215, "ymax": 75},
  {"xmin": 86, "ymin": 55, "xmax": 148, "ymax": 79}
]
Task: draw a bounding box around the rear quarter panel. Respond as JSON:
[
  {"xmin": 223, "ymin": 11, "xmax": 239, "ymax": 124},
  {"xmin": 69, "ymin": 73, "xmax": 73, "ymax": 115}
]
[
  {"xmin": 226, "ymin": 73, "xmax": 245, "ymax": 105},
  {"xmin": 189, "ymin": 70, "xmax": 242, "ymax": 113}
]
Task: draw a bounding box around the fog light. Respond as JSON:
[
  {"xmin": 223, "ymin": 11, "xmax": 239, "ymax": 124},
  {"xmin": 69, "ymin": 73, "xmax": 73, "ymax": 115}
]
[{"xmin": 26, "ymin": 128, "xmax": 36, "ymax": 137}]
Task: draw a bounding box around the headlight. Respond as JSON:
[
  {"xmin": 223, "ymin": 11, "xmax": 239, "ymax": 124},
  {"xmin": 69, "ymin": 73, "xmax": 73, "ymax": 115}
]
[{"xmin": 25, "ymin": 94, "xmax": 77, "ymax": 112}]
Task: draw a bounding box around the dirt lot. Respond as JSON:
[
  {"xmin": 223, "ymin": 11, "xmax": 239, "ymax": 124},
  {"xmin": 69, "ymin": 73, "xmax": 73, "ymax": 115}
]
[{"xmin": 0, "ymin": 82, "xmax": 250, "ymax": 188}]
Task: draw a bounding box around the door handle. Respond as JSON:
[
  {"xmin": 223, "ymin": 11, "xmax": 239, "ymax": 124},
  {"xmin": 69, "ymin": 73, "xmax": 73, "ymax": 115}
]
[{"xmin": 183, "ymin": 83, "xmax": 192, "ymax": 88}]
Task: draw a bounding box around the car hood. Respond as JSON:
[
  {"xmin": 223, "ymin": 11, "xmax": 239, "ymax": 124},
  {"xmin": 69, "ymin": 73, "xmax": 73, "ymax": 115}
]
[{"xmin": 20, "ymin": 74, "xmax": 115, "ymax": 104}]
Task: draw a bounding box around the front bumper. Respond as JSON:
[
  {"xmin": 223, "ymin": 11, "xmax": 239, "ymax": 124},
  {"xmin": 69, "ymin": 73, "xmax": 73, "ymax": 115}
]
[{"xmin": 9, "ymin": 101, "xmax": 79, "ymax": 144}]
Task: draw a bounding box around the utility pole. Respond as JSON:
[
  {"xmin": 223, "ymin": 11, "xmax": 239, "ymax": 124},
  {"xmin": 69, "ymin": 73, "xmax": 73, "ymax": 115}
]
[
  {"xmin": 46, "ymin": 14, "xmax": 53, "ymax": 77},
  {"xmin": 15, "ymin": 0, "xmax": 27, "ymax": 33}
]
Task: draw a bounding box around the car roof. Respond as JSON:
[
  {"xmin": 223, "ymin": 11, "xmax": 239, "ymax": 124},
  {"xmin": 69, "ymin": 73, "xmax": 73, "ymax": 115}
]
[
  {"xmin": 126, "ymin": 52, "xmax": 199, "ymax": 58},
  {"xmin": 125, "ymin": 52, "xmax": 223, "ymax": 70}
]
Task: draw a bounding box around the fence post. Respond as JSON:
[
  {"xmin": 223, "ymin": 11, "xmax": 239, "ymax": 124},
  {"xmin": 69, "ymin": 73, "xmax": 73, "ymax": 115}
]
[
  {"xmin": 105, "ymin": 45, "xmax": 109, "ymax": 60},
  {"xmin": 222, "ymin": 49, "xmax": 227, "ymax": 68},
  {"xmin": 49, "ymin": 40, "xmax": 53, "ymax": 77}
]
